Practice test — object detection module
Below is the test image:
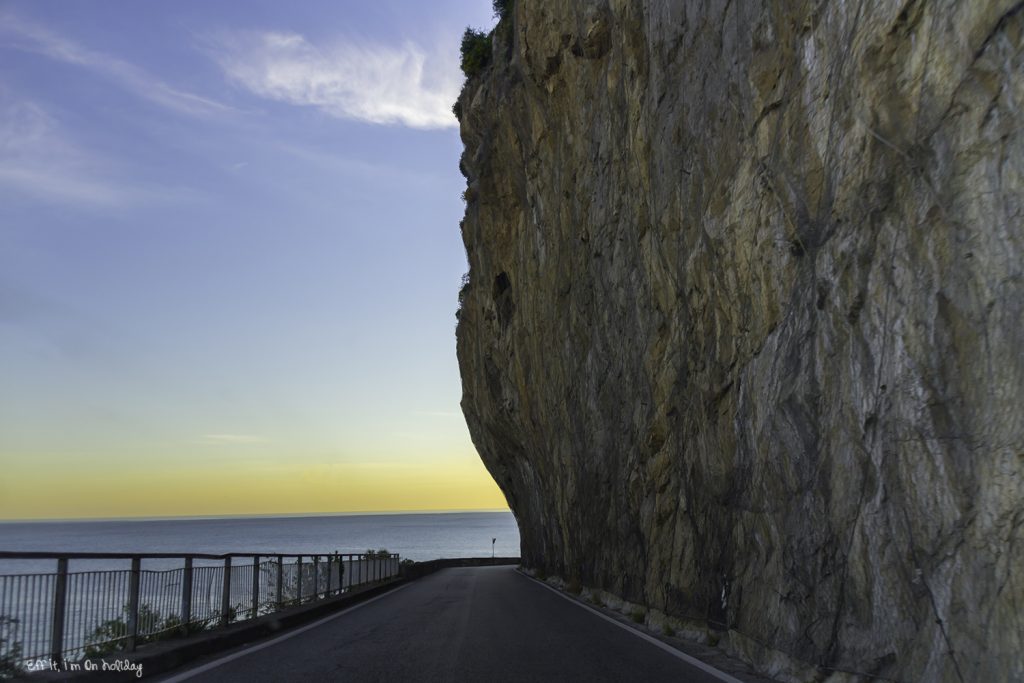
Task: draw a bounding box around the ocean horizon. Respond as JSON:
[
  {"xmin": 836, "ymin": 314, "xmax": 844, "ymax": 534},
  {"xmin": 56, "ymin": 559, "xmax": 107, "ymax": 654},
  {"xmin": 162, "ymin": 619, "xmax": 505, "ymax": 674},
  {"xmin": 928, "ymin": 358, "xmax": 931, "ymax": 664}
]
[
  {"xmin": 0, "ymin": 510, "xmax": 521, "ymax": 575},
  {"xmin": 0, "ymin": 507, "xmax": 513, "ymax": 525}
]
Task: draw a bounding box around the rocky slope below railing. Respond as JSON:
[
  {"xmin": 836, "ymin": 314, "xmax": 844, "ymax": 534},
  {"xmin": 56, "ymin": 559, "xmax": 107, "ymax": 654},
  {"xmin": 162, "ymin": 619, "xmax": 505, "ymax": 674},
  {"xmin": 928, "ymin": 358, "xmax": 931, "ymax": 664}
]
[{"xmin": 455, "ymin": 1, "xmax": 1023, "ymax": 681}]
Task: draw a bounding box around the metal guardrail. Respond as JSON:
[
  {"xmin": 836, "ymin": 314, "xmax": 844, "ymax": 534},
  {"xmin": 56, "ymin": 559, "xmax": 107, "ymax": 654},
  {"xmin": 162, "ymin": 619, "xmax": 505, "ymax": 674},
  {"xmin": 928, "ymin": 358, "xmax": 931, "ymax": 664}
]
[{"xmin": 0, "ymin": 551, "xmax": 401, "ymax": 668}]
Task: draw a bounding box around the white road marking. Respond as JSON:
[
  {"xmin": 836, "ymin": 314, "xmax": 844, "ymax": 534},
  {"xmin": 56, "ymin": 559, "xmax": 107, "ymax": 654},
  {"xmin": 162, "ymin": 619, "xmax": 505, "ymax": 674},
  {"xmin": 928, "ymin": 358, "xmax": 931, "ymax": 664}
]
[
  {"xmin": 157, "ymin": 583, "xmax": 411, "ymax": 682},
  {"xmin": 521, "ymin": 572, "xmax": 746, "ymax": 683}
]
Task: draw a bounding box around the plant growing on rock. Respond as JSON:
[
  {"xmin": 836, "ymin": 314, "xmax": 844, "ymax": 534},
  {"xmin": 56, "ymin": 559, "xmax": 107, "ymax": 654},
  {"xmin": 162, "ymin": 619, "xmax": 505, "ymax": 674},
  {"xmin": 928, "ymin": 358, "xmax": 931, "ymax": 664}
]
[
  {"xmin": 492, "ymin": 0, "xmax": 513, "ymax": 21},
  {"xmin": 460, "ymin": 28, "xmax": 491, "ymax": 77},
  {"xmin": 456, "ymin": 272, "xmax": 471, "ymax": 320}
]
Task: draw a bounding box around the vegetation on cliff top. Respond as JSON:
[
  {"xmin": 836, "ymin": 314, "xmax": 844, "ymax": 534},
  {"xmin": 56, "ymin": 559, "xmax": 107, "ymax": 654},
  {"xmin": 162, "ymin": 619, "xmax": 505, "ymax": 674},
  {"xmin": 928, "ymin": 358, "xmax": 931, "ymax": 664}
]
[
  {"xmin": 492, "ymin": 0, "xmax": 513, "ymax": 21},
  {"xmin": 460, "ymin": 28, "xmax": 492, "ymax": 78},
  {"xmin": 459, "ymin": 1, "xmax": 514, "ymax": 79}
]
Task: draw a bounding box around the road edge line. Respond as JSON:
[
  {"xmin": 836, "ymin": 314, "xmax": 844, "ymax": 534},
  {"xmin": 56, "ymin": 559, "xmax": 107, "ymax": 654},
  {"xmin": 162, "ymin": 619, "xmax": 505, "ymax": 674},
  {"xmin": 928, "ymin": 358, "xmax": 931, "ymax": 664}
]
[
  {"xmin": 519, "ymin": 571, "xmax": 746, "ymax": 683},
  {"xmin": 157, "ymin": 583, "xmax": 411, "ymax": 682}
]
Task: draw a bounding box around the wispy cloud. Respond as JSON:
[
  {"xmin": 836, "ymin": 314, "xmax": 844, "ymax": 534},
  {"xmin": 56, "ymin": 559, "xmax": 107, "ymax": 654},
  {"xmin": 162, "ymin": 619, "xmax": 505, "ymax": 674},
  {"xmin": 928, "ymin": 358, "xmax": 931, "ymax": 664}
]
[
  {"xmin": 0, "ymin": 96, "xmax": 127, "ymax": 206},
  {"xmin": 0, "ymin": 94, "xmax": 198, "ymax": 207},
  {"xmin": 206, "ymin": 31, "xmax": 460, "ymax": 129},
  {"xmin": 275, "ymin": 142, "xmax": 448, "ymax": 189},
  {"xmin": 202, "ymin": 434, "xmax": 268, "ymax": 445},
  {"xmin": 0, "ymin": 14, "xmax": 230, "ymax": 118}
]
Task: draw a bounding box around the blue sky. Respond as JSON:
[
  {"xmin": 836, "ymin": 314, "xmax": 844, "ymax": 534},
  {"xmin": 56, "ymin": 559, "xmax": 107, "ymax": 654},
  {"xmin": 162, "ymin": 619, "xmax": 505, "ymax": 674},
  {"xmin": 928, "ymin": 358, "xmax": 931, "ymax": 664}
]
[{"xmin": 0, "ymin": 0, "xmax": 505, "ymax": 519}]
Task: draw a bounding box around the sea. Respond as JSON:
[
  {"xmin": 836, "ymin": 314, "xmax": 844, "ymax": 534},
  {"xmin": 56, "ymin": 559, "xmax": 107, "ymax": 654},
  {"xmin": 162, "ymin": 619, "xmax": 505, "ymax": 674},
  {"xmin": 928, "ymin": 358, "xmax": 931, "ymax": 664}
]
[{"xmin": 0, "ymin": 511, "xmax": 521, "ymax": 575}]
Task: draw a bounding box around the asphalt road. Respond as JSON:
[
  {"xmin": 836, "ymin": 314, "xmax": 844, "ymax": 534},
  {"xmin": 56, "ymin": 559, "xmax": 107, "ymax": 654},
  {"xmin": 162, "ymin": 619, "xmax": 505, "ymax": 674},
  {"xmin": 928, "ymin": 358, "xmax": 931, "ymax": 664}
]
[{"xmin": 159, "ymin": 566, "xmax": 736, "ymax": 683}]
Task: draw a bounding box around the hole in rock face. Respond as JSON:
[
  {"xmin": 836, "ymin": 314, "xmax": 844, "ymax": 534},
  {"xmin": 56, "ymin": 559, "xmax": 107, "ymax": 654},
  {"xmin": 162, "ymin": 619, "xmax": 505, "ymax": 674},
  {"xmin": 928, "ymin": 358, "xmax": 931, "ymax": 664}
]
[
  {"xmin": 493, "ymin": 272, "xmax": 515, "ymax": 330},
  {"xmin": 493, "ymin": 271, "xmax": 511, "ymax": 298}
]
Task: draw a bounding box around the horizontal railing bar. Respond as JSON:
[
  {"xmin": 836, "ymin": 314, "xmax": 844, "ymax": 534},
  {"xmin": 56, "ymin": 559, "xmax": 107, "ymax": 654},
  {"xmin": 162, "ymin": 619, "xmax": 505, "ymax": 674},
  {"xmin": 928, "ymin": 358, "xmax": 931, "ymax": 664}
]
[{"xmin": 0, "ymin": 551, "xmax": 398, "ymax": 560}]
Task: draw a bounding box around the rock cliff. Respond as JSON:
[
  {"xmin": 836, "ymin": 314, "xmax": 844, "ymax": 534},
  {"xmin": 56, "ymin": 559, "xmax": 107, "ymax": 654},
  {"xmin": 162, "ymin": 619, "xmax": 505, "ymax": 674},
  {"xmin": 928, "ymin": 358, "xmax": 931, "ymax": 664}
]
[{"xmin": 455, "ymin": 1, "xmax": 1022, "ymax": 681}]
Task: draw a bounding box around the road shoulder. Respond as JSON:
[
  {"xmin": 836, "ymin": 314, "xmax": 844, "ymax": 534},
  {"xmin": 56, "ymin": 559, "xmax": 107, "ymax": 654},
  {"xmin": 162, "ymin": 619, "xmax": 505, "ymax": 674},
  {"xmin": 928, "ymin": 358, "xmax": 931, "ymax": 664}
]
[{"xmin": 517, "ymin": 570, "xmax": 779, "ymax": 683}]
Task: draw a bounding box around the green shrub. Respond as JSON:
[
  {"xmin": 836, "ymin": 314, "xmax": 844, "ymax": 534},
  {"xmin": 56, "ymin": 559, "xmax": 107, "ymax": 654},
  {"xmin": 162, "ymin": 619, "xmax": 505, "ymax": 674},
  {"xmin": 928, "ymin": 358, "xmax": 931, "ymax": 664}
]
[
  {"xmin": 630, "ymin": 608, "xmax": 645, "ymax": 624},
  {"xmin": 664, "ymin": 623, "xmax": 676, "ymax": 637},
  {"xmin": 567, "ymin": 577, "xmax": 581, "ymax": 595},
  {"xmin": 589, "ymin": 591, "xmax": 604, "ymax": 607},
  {"xmin": 493, "ymin": 0, "xmax": 514, "ymax": 20},
  {"xmin": 83, "ymin": 604, "xmax": 195, "ymax": 657},
  {"xmin": 0, "ymin": 616, "xmax": 23, "ymax": 680},
  {"xmin": 460, "ymin": 28, "xmax": 492, "ymax": 77},
  {"xmin": 456, "ymin": 272, "xmax": 471, "ymax": 320}
]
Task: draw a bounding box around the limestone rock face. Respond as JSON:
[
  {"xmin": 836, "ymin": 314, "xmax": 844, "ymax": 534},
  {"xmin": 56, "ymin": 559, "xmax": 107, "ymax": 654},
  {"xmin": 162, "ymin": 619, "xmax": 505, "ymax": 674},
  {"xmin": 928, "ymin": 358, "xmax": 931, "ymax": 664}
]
[{"xmin": 455, "ymin": 2, "xmax": 1022, "ymax": 680}]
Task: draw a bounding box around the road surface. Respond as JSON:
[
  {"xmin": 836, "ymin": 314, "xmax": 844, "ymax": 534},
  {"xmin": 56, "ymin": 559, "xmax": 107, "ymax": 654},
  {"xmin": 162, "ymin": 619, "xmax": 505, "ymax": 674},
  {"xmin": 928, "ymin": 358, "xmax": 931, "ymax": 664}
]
[{"xmin": 159, "ymin": 566, "xmax": 741, "ymax": 683}]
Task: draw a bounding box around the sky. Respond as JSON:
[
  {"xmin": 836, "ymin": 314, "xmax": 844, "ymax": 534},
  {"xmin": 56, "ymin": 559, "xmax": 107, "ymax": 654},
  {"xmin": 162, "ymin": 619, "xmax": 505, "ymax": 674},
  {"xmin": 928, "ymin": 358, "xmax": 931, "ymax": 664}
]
[{"xmin": 0, "ymin": 0, "xmax": 506, "ymax": 520}]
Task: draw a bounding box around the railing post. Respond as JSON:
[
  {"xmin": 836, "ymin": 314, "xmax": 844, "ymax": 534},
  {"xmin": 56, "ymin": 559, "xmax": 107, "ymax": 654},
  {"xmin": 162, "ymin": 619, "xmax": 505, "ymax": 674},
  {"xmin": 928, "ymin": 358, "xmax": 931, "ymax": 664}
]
[
  {"xmin": 275, "ymin": 555, "xmax": 283, "ymax": 607},
  {"xmin": 251, "ymin": 556, "xmax": 260, "ymax": 619},
  {"xmin": 181, "ymin": 557, "xmax": 193, "ymax": 633},
  {"xmin": 49, "ymin": 557, "xmax": 68, "ymax": 662},
  {"xmin": 313, "ymin": 556, "xmax": 320, "ymax": 600},
  {"xmin": 296, "ymin": 556, "xmax": 303, "ymax": 604},
  {"xmin": 126, "ymin": 557, "xmax": 141, "ymax": 651},
  {"xmin": 220, "ymin": 556, "xmax": 232, "ymax": 627},
  {"xmin": 325, "ymin": 554, "xmax": 332, "ymax": 596}
]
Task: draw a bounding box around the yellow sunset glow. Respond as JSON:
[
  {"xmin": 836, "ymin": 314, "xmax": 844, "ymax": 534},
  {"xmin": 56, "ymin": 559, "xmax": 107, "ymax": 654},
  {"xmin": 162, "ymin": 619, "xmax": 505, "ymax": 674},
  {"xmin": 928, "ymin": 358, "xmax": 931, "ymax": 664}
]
[{"xmin": 0, "ymin": 456, "xmax": 508, "ymax": 521}]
